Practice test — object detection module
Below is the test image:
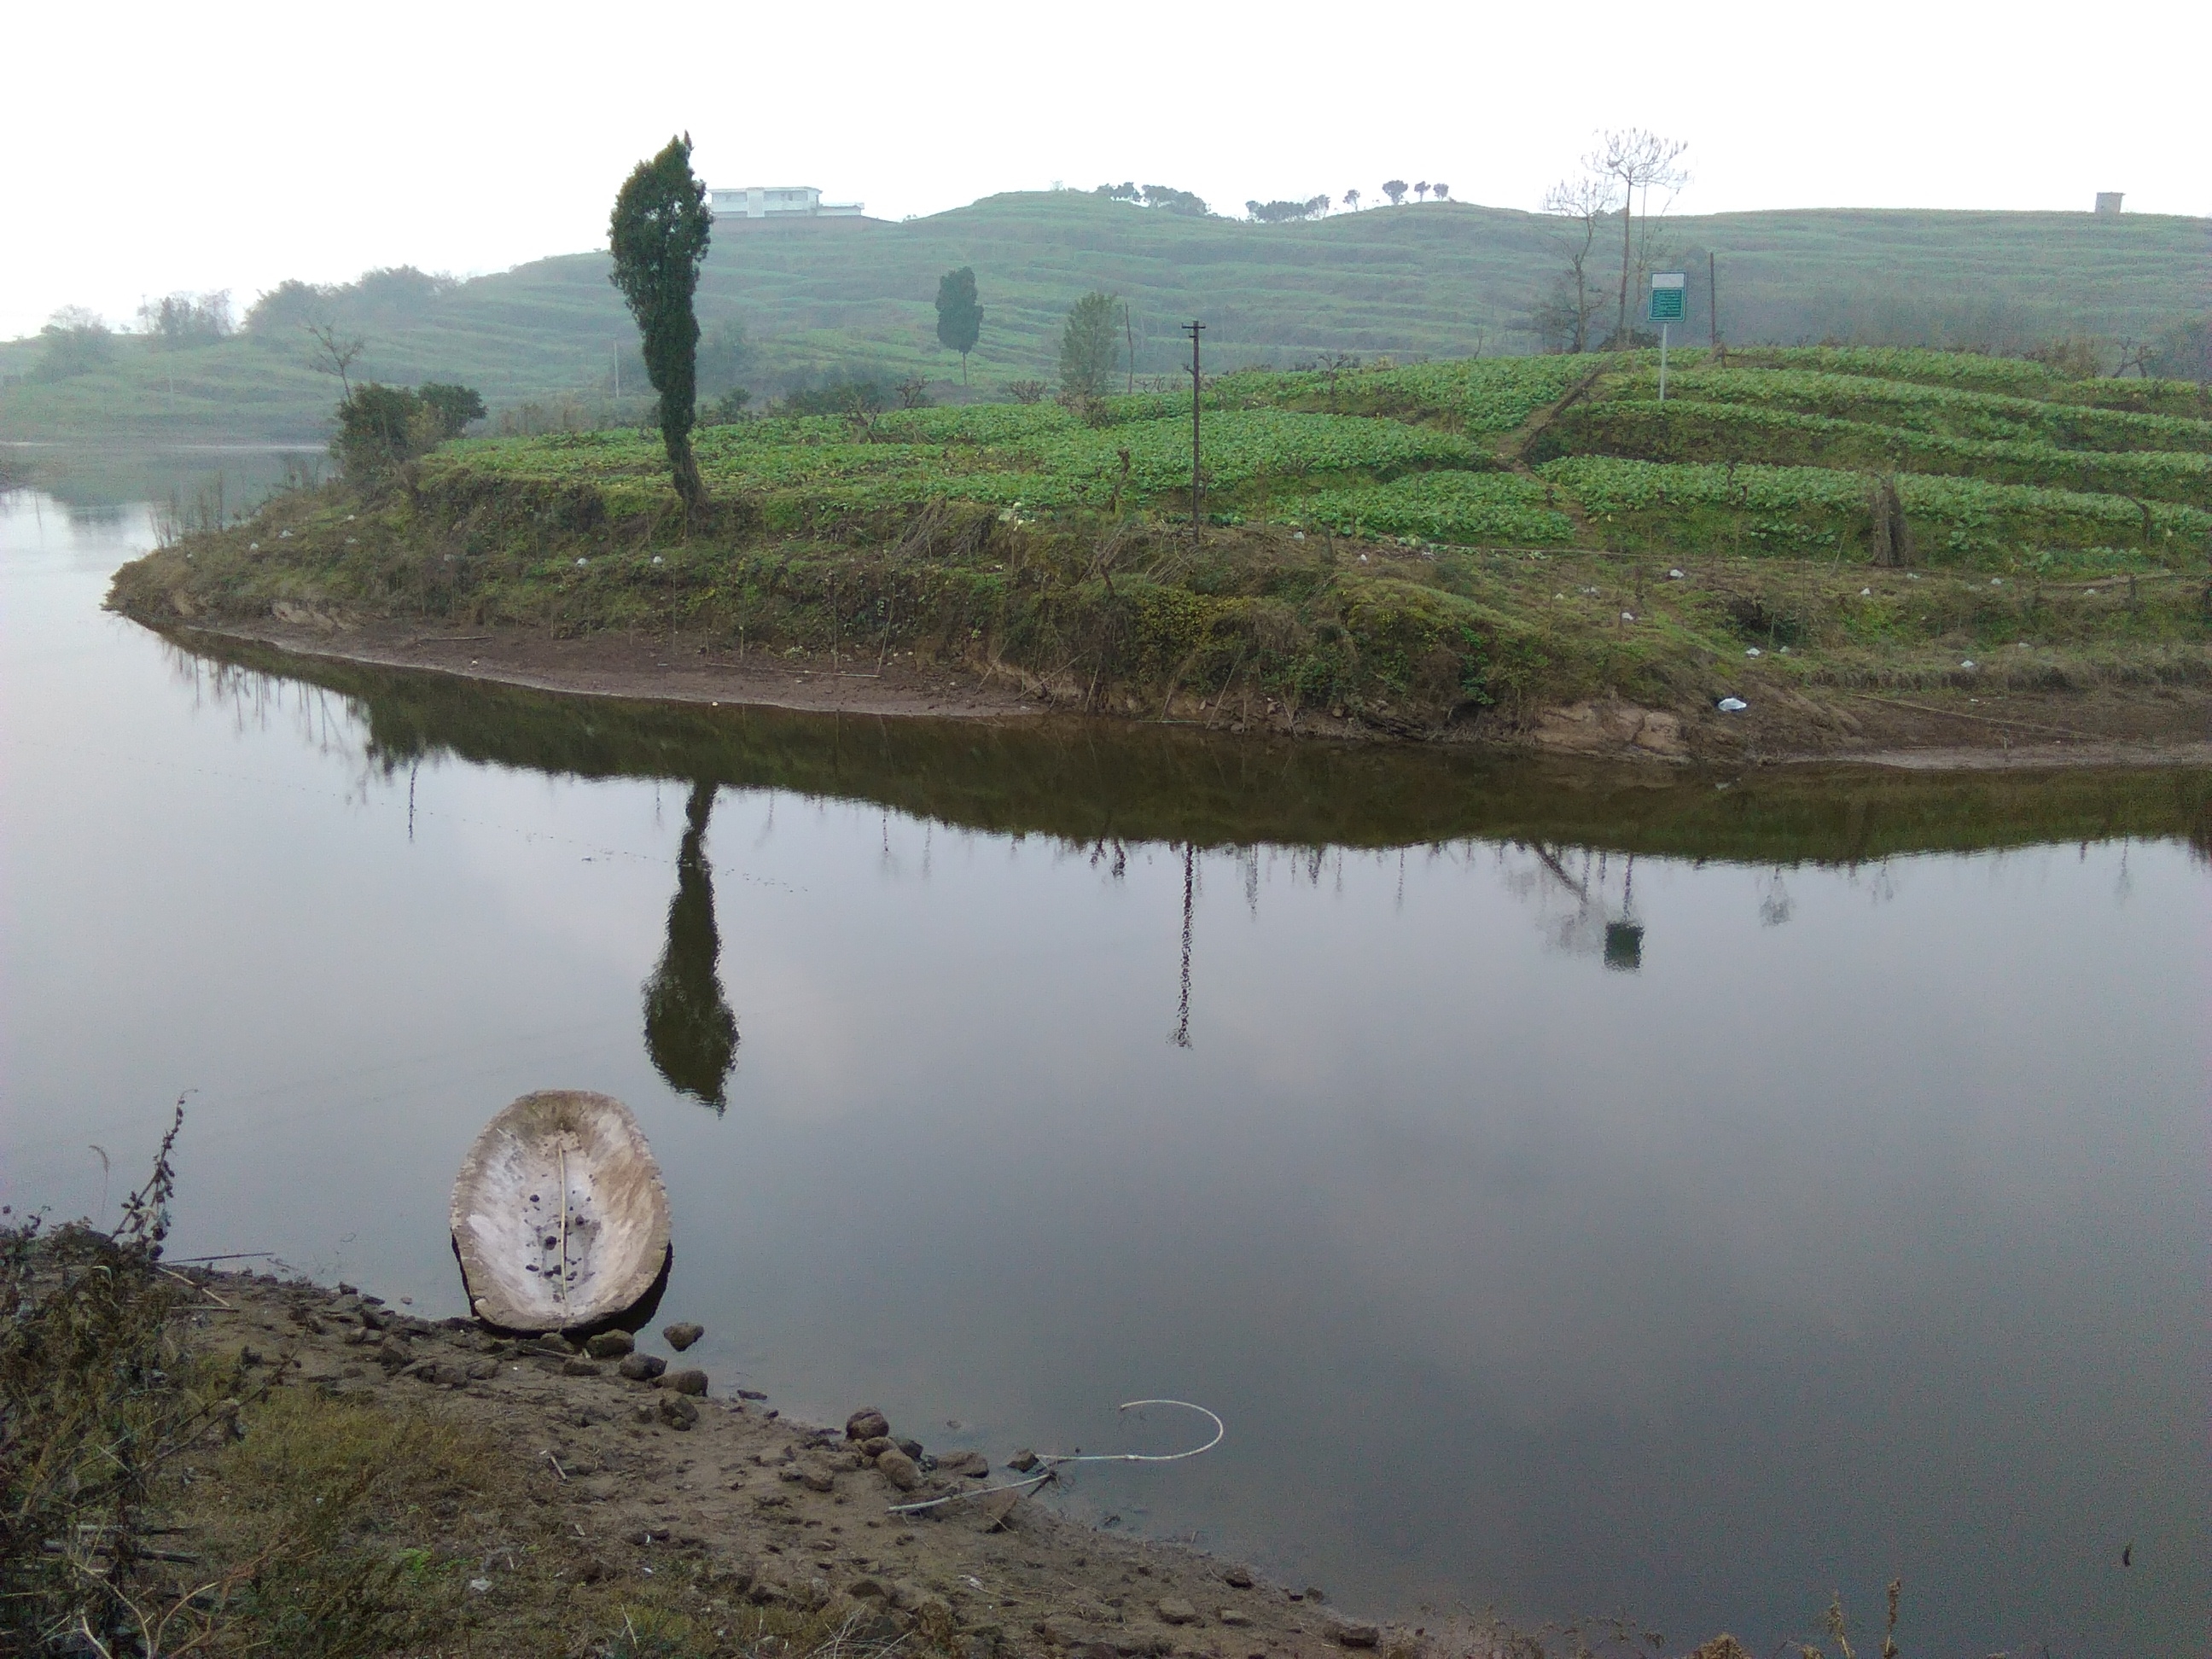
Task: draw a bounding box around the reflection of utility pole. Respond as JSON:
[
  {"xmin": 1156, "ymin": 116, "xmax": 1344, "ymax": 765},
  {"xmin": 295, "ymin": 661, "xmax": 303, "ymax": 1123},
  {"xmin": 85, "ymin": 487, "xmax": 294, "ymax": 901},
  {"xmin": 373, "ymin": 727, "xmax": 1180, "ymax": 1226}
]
[
  {"xmin": 1184, "ymin": 321, "xmax": 1205, "ymax": 550},
  {"xmin": 1170, "ymin": 842, "xmax": 1195, "ymax": 1049}
]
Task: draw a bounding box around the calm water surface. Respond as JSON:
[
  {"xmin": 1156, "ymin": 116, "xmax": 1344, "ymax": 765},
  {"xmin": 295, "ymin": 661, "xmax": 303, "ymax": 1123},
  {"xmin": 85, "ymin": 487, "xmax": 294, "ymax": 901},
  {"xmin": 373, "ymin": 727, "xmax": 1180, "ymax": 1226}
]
[{"xmin": 2, "ymin": 479, "xmax": 2206, "ymax": 1656}]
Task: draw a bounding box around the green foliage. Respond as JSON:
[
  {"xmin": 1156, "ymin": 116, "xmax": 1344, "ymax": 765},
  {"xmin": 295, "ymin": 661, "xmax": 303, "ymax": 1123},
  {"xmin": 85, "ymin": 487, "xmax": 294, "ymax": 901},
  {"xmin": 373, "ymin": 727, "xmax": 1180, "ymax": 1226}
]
[
  {"xmin": 416, "ymin": 381, "xmax": 486, "ymax": 438},
  {"xmin": 1059, "ymin": 291, "xmax": 1121, "ymax": 399},
  {"xmin": 1, "ymin": 1106, "xmax": 240, "ymax": 1658},
  {"xmin": 1096, "ymin": 182, "xmax": 1210, "ymax": 214},
  {"xmin": 1610, "ymin": 363, "xmax": 2212, "ymax": 451},
  {"xmin": 1293, "ymin": 472, "xmax": 1577, "ymax": 546},
  {"xmin": 773, "ymin": 374, "xmax": 890, "ymax": 418},
  {"xmin": 136, "ymin": 291, "xmax": 232, "ymax": 346},
  {"xmin": 2146, "ymin": 312, "xmax": 2211, "ymax": 385},
  {"xmin": 1540, "ymin": 454, "xmax": 2212, "ymax": 557},
  {"xmin": 696, "ymin": 318, "xmax": 756, "ymax": 395},
  {"xmin": 934, "ymin": 267, "xmax": 983, "ymax": 377},
  {"xmin": 334, "ymin": 383, "xmax": 437, "ymax": 482},
  {"xmin": 32, "ymin": 308, "xmax": 113, "ymax": 381},
  {"xmin": 1546, "ymin": 397, "xmax": 2212, "ymax": 508},
  {"xmin": 1247, "ymin": 196, "xmax": 1332, "ymax": 224},
  {"xmin": 331, "ymin": 382, "xmax": 483, "ymax": 480},
  {"xmin": 704, "ymin": 387, "xmax": 753, "ymax": 424},
  {"xmin": 608, "ymin": 134, "xmax": 713, "ymax": 509},
  {"xmin": 1220, "ymin": 355, "xmax": 1597, "ymax": 432}
]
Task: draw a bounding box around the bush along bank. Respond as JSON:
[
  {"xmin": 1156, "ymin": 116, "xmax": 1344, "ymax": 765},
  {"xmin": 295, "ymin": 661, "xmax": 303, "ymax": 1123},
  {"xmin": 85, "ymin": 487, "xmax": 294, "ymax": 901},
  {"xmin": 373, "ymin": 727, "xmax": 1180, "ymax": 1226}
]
[{"xmin": 109, "ymin": 349, "xmax": 2212, "ymax": 745}]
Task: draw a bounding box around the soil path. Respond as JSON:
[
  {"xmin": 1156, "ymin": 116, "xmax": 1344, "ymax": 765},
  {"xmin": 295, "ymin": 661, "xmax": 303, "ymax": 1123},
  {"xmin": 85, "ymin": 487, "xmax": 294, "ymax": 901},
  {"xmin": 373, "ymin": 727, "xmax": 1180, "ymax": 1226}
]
[{"xmin": 176, "ymin": 614, "xmax": 1044, "ymax": 722}]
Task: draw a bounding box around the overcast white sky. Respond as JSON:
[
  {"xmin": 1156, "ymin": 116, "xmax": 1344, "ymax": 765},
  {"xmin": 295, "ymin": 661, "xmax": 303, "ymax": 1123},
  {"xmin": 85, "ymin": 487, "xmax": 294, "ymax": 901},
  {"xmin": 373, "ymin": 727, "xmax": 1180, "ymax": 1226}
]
[{"xmin": 6, "ymin": 0, "xmax": 2204, "ymax": 341}]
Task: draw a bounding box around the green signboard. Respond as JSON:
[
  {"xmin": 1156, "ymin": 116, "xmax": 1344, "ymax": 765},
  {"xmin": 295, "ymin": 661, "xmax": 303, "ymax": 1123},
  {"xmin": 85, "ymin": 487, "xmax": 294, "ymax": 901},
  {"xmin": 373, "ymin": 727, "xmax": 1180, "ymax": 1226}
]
[{"xmin": 1650, "ymin": 272, "xmax": 1686, "ymax": 322}]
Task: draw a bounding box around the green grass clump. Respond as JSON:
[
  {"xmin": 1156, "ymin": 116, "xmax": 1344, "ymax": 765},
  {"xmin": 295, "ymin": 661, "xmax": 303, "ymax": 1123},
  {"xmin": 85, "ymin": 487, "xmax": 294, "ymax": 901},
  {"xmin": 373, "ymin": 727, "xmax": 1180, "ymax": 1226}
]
[
  {"xmin": 1219, "ymin": 355, "xmax": 1599, "ymax": 433},
  {"xmin": 1542, "ymin": 399, "xmax": 2212, "ymax": 508},
  {"xmin": 1289, "ymin": 470, "xmax": 1578, "ymax": 546},
  {"xmin": 1540, "ymin": 455, "xmax": 2212, "ymax": 559},
  {"xmin": 435, "ymin": 405, "xmax": 1483, "ymax": 525}
]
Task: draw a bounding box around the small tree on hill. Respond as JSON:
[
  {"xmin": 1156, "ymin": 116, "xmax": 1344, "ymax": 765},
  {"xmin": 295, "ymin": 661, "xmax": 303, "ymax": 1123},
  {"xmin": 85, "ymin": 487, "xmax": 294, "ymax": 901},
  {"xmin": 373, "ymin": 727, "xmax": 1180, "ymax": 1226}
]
[
  {"xmin": 1415, "ymin": 181, "xmax": 1429, "ymax": 202},
  {"xmin": 1533, "ymin": 175, "xmax": 1619, "ymax": 353},
  {"xmin": 608, "ymin": 134, "xmax": 713, "ymax": 513},
  {"xmin": 934, "ymin": 267, "xmax": 983, "ymax": 384},
  {"xmin": 1342, "ymin": 188, "xmax": 1361, "ymax": 210},
  {"xmin": 1059, "ymin": 291, "xmax": 1121, "ymax": 399},
  {"xmin": 32, "ymin": 307, "xmax": 114, "ymax": 381},
  {"xmin": 1382, "ymin": 179, "xmax": 1408, "ymax": 206},
  {"xmin": 1434, "ymin": 182, "xmax": 1451, "ymax": 200}
]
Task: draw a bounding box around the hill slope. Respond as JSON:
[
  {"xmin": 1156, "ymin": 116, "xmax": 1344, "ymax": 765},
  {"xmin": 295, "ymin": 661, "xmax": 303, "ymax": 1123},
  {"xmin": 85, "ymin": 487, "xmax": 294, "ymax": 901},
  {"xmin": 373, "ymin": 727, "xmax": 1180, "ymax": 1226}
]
[{"xmin": 11, "ymin": 193, "xmax": 2209, "ymax": 442}]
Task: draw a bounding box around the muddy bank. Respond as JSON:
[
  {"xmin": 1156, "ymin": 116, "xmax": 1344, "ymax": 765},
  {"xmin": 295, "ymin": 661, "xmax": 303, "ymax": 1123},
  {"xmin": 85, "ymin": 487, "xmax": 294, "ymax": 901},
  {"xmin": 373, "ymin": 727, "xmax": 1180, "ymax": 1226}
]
[
  {"xmin": 161, "ymin": 613, "xmax": 2212, "ymax": 770},
  {"xmin": 172, "ymin": 1266, "xmax": 1470, "ymax": 1657}
]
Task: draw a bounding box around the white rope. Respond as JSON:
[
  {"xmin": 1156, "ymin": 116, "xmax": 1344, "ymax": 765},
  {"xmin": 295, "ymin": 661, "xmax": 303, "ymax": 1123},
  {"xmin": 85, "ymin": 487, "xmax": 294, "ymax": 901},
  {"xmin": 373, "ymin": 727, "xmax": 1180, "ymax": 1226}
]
[{"xmin": 886, "ymin": 1399, "xmax": 1223, "ymax": 1515}]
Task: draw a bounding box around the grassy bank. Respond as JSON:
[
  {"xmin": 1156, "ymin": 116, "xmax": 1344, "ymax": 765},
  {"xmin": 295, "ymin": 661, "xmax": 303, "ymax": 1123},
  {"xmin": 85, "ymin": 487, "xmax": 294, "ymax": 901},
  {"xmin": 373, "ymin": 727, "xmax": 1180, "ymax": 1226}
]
[{"xmin": 110, "ymin": 348, "xmax": 2212, "ymax": 743}]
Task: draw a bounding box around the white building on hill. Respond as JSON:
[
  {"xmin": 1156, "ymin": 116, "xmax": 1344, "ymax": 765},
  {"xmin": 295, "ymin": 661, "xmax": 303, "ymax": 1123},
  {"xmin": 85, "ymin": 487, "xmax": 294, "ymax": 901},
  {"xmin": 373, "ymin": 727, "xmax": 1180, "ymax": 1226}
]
[{"xmin": 707, "ymin": 185, "xmax": 864, "ymax": 220}]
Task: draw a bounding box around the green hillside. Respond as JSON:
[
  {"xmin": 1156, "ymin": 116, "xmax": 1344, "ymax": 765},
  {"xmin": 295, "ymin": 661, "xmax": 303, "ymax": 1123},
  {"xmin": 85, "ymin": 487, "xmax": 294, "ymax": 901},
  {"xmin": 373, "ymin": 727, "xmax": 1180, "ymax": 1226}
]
[
  {"xmin": 11, "ymin": 193, "xmax": 2210, "ymax": 443},
  {"xmin": 113, "ymin": 346, "xmax": 2212, "ymax": 754}
]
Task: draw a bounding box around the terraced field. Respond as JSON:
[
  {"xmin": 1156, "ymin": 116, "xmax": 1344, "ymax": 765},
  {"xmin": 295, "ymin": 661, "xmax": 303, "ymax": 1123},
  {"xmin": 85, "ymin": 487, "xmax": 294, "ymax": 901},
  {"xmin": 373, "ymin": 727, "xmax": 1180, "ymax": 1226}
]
[
  {"xmin": 417, "ymin": 345, "xmax": 2212, "ymax": 564},
  {"xmin": 114, "ymin": 346, "xmax": 2212, "ymax": 752}
]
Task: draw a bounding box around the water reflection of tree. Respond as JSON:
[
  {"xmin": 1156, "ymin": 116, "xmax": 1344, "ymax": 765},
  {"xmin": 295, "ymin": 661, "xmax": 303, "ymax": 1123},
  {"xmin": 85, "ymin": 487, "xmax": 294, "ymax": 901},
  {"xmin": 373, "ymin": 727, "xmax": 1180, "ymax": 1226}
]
[{"xmin": 642, "ymin": 781, "xmax": 739, "ymax": 1112}]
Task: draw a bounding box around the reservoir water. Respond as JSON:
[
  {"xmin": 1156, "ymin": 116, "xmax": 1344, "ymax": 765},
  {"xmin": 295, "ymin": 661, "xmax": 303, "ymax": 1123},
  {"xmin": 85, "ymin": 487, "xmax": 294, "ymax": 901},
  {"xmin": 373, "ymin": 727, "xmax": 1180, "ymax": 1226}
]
[{"xmin": 3, "ymin": 463, "xmax": 2206, "ymax": 1655}]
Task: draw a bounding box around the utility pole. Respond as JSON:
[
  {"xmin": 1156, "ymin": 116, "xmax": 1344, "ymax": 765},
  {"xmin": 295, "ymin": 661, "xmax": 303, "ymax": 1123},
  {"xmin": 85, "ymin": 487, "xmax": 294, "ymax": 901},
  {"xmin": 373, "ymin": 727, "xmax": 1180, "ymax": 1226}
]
[
  {"xmin": 1708, "ymin": 252, "xmax": 1719, "ymax": 350},
  {"xmin": 1185, "ymin": 320, "xmax": 1204, "ymax": 547}
]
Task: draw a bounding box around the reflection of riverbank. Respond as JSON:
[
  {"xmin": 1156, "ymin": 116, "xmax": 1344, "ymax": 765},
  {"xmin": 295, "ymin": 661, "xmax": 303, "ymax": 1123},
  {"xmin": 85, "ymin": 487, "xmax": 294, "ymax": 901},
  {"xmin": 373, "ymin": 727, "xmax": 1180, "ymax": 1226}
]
[
  {"xmin": 139, "ymin": 603, "xmax": 2212, "ymax": 774},
  {"xmin": 1, "ymin": 440, "xmax": 324, "ymax": 513},
  {"xmin": 158, "ymin": 627, "xmax": 2212, "ymax": 868}
]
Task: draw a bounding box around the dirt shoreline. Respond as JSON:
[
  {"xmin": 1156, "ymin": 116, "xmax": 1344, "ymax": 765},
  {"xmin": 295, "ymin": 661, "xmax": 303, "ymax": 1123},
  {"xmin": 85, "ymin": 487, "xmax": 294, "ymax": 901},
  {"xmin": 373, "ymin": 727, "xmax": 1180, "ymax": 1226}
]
[
  {"xmin": 175, "ymin": 1266, "xmax": 1452, "ymax": 1659},
  {"xmin": 160, "ymin": 614, "xmax": 2212, "ymax": 772}
]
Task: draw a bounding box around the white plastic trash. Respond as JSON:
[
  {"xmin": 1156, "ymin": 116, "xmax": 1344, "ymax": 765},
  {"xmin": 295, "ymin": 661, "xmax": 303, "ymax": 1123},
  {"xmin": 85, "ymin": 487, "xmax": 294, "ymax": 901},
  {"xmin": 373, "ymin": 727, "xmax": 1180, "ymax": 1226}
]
[
  {"xmin": 1717, "ymin": 696, "xmax": 1749, "ymax": 712},
  {"xmin": 1744, "ymin": 647, "xmax": 1761, "ymax": 657}
]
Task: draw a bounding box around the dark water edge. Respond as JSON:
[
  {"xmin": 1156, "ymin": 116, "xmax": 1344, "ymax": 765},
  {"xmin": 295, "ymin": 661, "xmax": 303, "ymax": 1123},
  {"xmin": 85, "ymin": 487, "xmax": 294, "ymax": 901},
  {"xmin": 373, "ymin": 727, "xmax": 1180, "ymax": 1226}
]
[{"xmin": 160, "ymin": 627, "xmax": 2212, "ymax": 867}]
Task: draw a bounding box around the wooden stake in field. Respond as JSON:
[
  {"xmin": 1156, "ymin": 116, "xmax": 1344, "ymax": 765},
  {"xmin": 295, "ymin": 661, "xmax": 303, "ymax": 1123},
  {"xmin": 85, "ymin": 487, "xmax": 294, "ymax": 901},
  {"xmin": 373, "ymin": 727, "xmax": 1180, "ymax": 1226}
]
[{"xmin": 1185, "ymin": 320, "xmax": 1205, "ymax": 548}]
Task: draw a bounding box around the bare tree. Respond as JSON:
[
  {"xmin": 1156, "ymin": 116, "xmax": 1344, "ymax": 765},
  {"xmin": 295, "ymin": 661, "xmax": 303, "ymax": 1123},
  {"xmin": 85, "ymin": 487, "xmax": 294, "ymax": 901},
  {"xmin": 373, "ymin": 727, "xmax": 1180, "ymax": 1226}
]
[
  {"xmin": 1586, "ymin": 129, "xmax": 1689, "ymax": 347},
  {"xmin": 304, "ymin": 319, "xmax": 367, "ymax": 399},
  {"xmin": 1537, "ymin": 175, "xmax": 1621, "ymax": 353}
]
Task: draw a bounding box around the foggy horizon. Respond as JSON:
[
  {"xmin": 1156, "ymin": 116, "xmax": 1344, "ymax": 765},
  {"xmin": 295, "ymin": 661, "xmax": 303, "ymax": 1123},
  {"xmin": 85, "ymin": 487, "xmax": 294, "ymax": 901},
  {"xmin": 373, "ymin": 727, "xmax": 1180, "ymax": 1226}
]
[{"xmin": 5, "ymin": 0, "xmax": 2204, "ymax": 341}]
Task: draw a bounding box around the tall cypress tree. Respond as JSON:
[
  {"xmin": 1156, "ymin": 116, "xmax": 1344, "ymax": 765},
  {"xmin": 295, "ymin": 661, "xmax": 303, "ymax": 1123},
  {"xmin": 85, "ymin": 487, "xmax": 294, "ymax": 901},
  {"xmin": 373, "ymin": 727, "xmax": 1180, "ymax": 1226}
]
[
  {"xmin": 934, "ymin": 267, "xmax": 982, "ymax": 385},
  {"xmin": 609, "ymin": 135, "xmax": 713, "ymax": 512}
]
